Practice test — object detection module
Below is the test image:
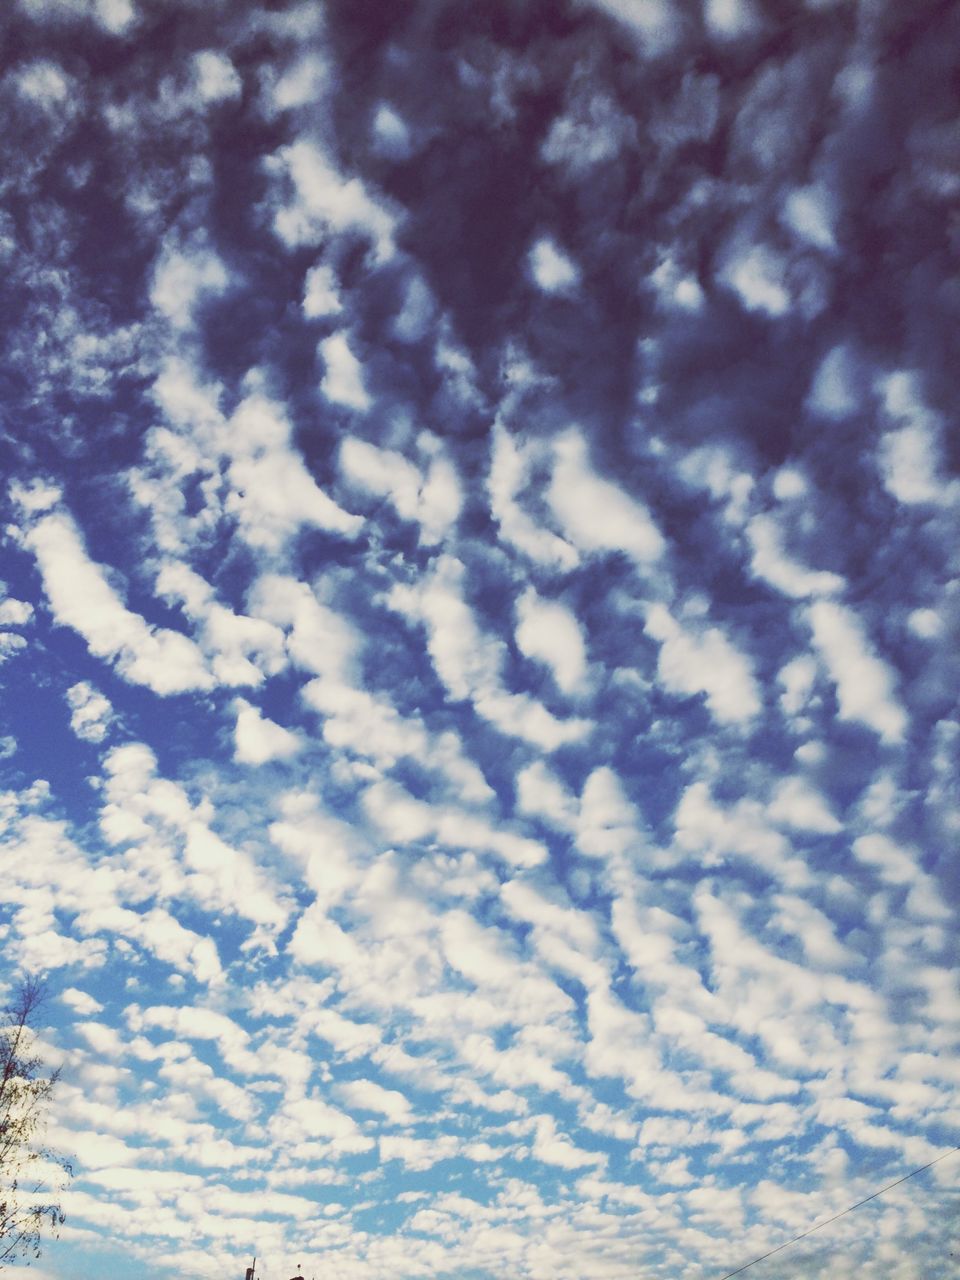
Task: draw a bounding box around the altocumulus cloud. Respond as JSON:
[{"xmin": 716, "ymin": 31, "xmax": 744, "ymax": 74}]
[{"xmin": 0, "ymin": 2, "xmax": 958, "ymax": 1279}]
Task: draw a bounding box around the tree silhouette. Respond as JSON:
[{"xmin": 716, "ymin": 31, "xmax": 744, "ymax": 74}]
[{"xmin": 0, "ymin": 977, "xmax": 71, "ymax": 1267}]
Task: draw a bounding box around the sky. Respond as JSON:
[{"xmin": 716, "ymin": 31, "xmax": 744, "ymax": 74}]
[{"xmin": 1, "ymin": 0, "xmax": 959, "ymax": 1277}]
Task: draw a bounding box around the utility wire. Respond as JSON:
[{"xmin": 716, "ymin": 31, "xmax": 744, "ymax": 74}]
[{"xmin": 715, "ymin": 1144, "xmax": 960, "ymax": 1279}]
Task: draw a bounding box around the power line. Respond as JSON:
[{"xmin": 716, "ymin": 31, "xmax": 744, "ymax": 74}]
[{"xmin": 715, "ymin": 1144, "xmax": 960, "ymax": 1280}]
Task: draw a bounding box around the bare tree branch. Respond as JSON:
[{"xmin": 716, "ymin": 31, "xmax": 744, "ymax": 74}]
[{"xmin": 0, "ymin": 977, "xmax": 71, "ymax": 1269}]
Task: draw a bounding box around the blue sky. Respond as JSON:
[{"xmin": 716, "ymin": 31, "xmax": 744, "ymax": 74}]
[{"xmin": 1, "ymin": 1, "xmax": 959, "ymax": 1277}]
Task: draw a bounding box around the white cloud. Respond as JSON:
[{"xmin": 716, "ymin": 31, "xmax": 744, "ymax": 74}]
[
  {"xmin": 362, "ymin": 780, "xmax": 547, "ymax": 869},
  {"xmin": 782, "ymin": 184, "xmax": 837, "ymax": 251},
  {"xmin": 302, "ymin": 262, "xmax": 342, "ymax": 318},
  {"xmin": 650, "ymin": 256, "xmax": 705, "ymax": 312},
  {"xmin": 94, "ymin": 0, "xmax": 136, "ymax": 34},
  {"xmin": 224, "ymin": 391, "xmax": 363, "ymax": 550},
  {"xmin": 94, "ymin": 739, "xmax": 290, "ymax": 939},
  {"xmin": 548, "ymin": 429, "xmax": 665, "ymax": 563},
  {"xmin": 807, "ymin": 601, "xmax": 907, "ymax": 742},
  {"xmin": 302, "ymin": 676, "xmax": 491, "ymax": 801},
  {"xmin": 771, "ymin": 895, "xmax": 852, "ymax": 969},
  {"xmin": 182, "ymin": 822, "xmax": 290, "ymax": 933},
  {"xmin": 772, "ymin": 466, "xmax": 808, "ymax": 501},
  {"xmin": 248, "ymin": 573, "xmax": 356, "ymax": 683},
  {"xmin": 645, "ymin": 604, "xmax": 761, "ymax": 725},
  {"xmin": 192, "ymin": 51, "xmax": 241, "ymax": 105},
  {"xmin": 319, "ymin": 333, "xmax": 370, "ymax": 411},
  {"xmin": 746, "ymin": 513, "xmax": 844, "ymax": 599},
  {"xmin": 514, "ymin": 587, "xmax": 588, "ymax": 695},
  {"xmin": 533, "ymin": 1115, "xmax": 605, "ymax": 1169},
  {"xmin": 61, "ymin": 987, "xmax": 104, "ymax": 1015},
  {"xmin": 718, "ymin": 242, "xmax": 791, "ymax": 316},
  {"xmin": 807, "ymin": 345, "xmax": 859, "ymax": 420},
  {"xmin": 76, "ymin": 906, "xmax": 222, "ymax": 985},
  {"xmin": 133, "ymin": 1005, "xmax": 253, "ymax": 1069},
  {"xmin": 876, "ymin": 372, "xmax": 955, "ymax": 506},
  {"xmin": 380, "ymin": 1134, "xmax": 459, "ymax": 1171},
  {"xmin": 269, "ymin": 54, "xmax": 330, "ymax": 114},
  {"xmin": 269, "ymin": 802, "xmax": 363, "ymax": 916},
  {"xmin": 587, "ymin": 0, "xmax": 681, "ymax": 54},
  {"xmin": 12, "ymin": 0, "xmax": 137, "ymax": 35},
  {"xmin": 516, "ymin": 761, "xmax": 578, "ymax": 831},
  {"xmin": 336, "ymin": 1078, "xmax": 411, "ymax": 1121},
  {"xmin": 853, "ymin": 835, "xmax": 950, "ymax": 921},
  {"xmin": 23, "ymin": 509, "xmax": 212, "ymax": 695},
  {"xmin": 676, "ymin": 444, "xmax": 755, "ymax": 527},
  {"xmin": 879, "ymin": 422, "xmax": 947, "ymax": 506},
  {"xmin": 528, "ymin": 237, "xmax": 579, "ymax": 293},
  {"xmin": 0, "ymin": 632, "xmax": 25, "ymax": 663},
  {"xmin": 541, "ymin": 90, "xmax": 636, "ymax": 176},
  {"xmin": 704, "ymin": 0, "xmax": 758, "ymax": 38},
  {"xmin": 468, "ymin": 677, "xmax": 589, "ymax": 752},
  {"xmin": 577, "ymin": 766, "xmax": 643, "ymax": 860},
  {"xmin": 768, "ymin": 776, "xmax": 841, "ymax": 834},
  {"xmin": 0, "ymin": 596, "xmax": 34, "ymax": 625},
  {"xmin": 370, "ymin": 103, "xmax": 412, "ymax": 160},
  {"xmin": 907, "ymin": 607, "xmax": 942, "ymax": 640},
  {"xmin": 14, "ymin": 59, "xmax": 73, "ymax": 110},
  {"xmin": 150, "ymin": 238, "xmax": 230, "ymax": 330},
  {"xmin": 288, "ymin": 906, "xmax": 364, "ymax": 971},
  {"xmin": 441, "ymin": 910, "xmax": 524, "ymax": 993},
  {"xmin": 284, "ymin": 1095, "xmax": 366, "ymax": 1146},
  {"xmin": 674, "ymin": 780, "xmax": 810, "ymax": 887},
  {"xmin": 851, "ymin": 834, "xmax": 923, "ymax": 887},
  {"xmin": 388, "ymin": 556, "xmax": 588, "ymax": 750},
  {"xmin": 233, "ymin": 699, "xmax": 301, "ymax": 765},
  {"xmin": 393, "ymin": 276, "xmax": 435, "ymax": 342},
  {"xmin": 66, "ymin": 680, "xmax": 113, "ymax": 743},
  {"xmin": 155, "ymin": 561, "xmax": 287, "ymax": 687},
  {"xmin": 268, "ymin": 139, "xmax": 397, "ymax": 261},
  {"xmin": 417, "ymin": 446, "xmax": 463, "ymax": 545},
  {"xmin": 583, "ymin": 987, "xmax": 685, "ymax": 1106},
  {"xmin": 778, "ymin": 654, "xmax": 817, "ymax": 717},
  {"xmin": 501, "ymin": 879, "xmax": 606, "ymax": 1000},
  {"xmin": 339, "ymin": 437, "xmax": 461, "ymax": 545},
  {"xmin": 488, "ymin": 425, "xmax": 579, "ymax": 570},
  {"xmin": 150, "ymin": 355, "xmax": 223, "ymax": 432},
  {"xmin": 307, "ymin": 1007, "xmax": 381, "ymax": 1060}
]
